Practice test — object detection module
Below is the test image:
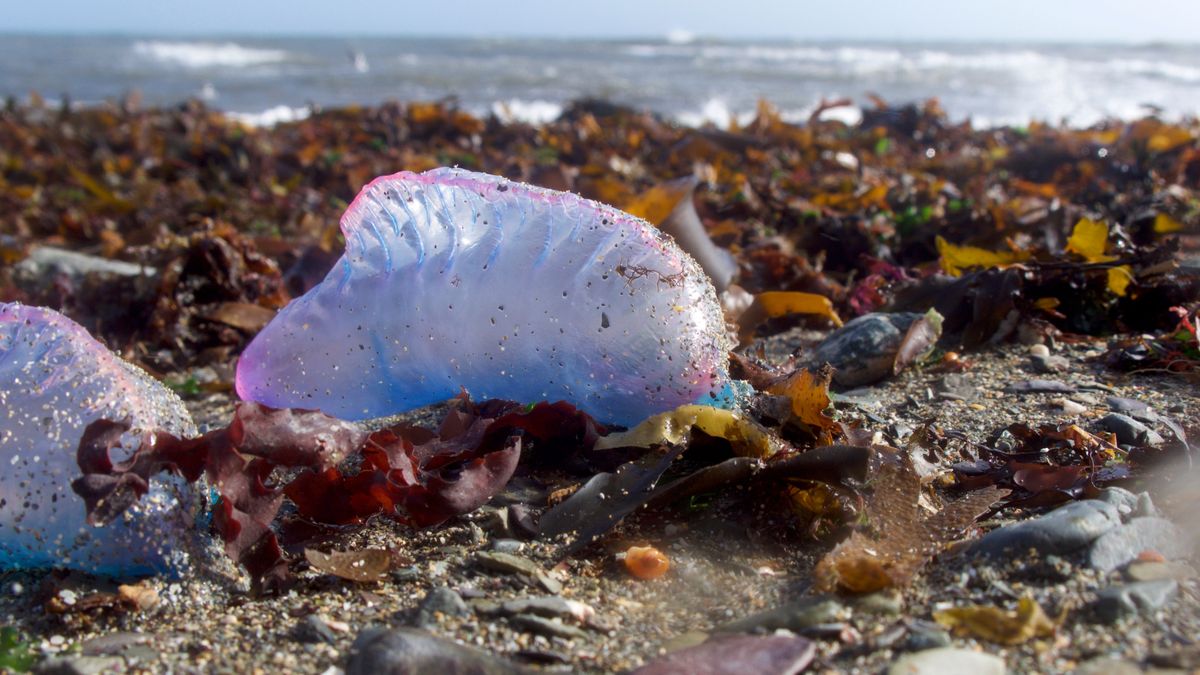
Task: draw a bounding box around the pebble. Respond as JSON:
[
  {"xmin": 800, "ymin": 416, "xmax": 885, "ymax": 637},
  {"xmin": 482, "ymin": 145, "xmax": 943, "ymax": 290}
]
[
  {"xmin": 805, "ymin": 312, "xmax": 922, "ymax": 387},
  {"xmin": 1088, "ymin": 517, "xmax": 1191, "ymax": 572},
  {"xmin": 1028, "ymin": 344, "xmax": 1051, "ymax": 358},
  {"xmin": 1091, "ymin": 580, "xmax": 1179, "ymax": 623},
  {"xmin": 1050, "ymin": 397, "xmax": 1088, "ymax": 415},
  {"xmin": 1030, "ymin": 353, "xmax": 1069, "ymax": 373},
  {"xmin": 887, "ymin": 647, "xmax": 1005, "ymax": 675},
  {"xmin": 1125, "ymin": 560, "xmax": 1196, "ymax": 582},
  {"xmin": 718, "ymin": 596, "xmax": 843, "ymax": 633},
  {"xmin": 15, "ymin": 246, "xmax": 156, "ymax": 281},
  {"xmin": 1105, "ymin": 396, "xmax": 1158, "ymax": 422},
  {"xmin": 501, "ymin": 596, "xmax": 593, "ymax": 624},
  {"xmin": 293, "ymin": 615, "xmax": 339, "ymax": 645},
  {"xmin": 852, "ymin": 591, "xmax": 903, "ymax": 617},
  {"xmin": 935, "ymin": 374, "xmax": 978, "ymax": 401},
  {"xmin": 473, "ymin": 551, "xmax": 542, "ymax": 576},
  {"xmin": 1005, "ymin": 379, "xmax": 1076, "ymax": 393},
  {"xmin": 973, "ymin": 499, "xmax": 1121, "ymax": 557},
  {"xmin": 390, "ymin": 566, "xmax": 422, "ymax": 583},
  {"xmin": 1096, "ymin": 486, "xmax": 1141, "ymax": 515},
  {"xmin": 345, "ymin": 627, "xmax": 530, "ymax": 675},
  {"xmin": 79, "ymin": 632, "xmax": 154, "ymax": 656},
  {"xmin": 1099, "ymin": 413, "xmax": 1165, "ymax": 446},
  {"xmin": 902, "ymin": 622, "xmax": 952, "ymax": 652},
  {"xmin": 509, "ymin": 614, "xmax": 588, "ymax": 640},
  {"xmin": 1074, "ymin": 657, "xmax": 1143, "ymax": 675},
  {"xmin": 32, "ymin": 656, "xmax": 126, "ymax": 675},
  {"xmin": 414, "ymin": 587, "xmax": 469, "ymax": 627},
  {"xmin": 492, "ymin": 539, "xmax": 525, "ymax": 554}
]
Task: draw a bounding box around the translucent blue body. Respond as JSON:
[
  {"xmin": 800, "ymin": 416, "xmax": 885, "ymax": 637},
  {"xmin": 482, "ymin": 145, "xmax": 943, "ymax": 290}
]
[
  {"xmin": 0, "ymin": 303, "xmax": 197, "ymax": 576},
  {"xmin": 237, "ymin": 168, "xmax": 732, "ymax": 426}
]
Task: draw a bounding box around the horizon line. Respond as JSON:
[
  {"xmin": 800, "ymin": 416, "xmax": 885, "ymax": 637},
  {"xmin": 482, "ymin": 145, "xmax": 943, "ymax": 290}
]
[{"xmin": 1, "ymin": 28, "xmax": 1196, "ymax": 48}]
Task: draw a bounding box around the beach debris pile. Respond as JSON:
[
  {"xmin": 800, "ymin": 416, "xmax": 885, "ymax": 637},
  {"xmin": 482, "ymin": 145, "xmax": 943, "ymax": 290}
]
[{"xmin": 0, "ymin": 95, "xmax": 1195, "ymax": 672}]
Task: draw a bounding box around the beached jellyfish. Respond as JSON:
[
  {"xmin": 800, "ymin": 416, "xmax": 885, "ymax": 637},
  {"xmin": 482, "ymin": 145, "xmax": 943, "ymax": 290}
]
[
  {"xmin": 0, "ymin": 303, "xmax": 197, "ymax": 576},
  {"xmin": 237, "ymin": 168, "xmax": 734, "ymax": 426}
]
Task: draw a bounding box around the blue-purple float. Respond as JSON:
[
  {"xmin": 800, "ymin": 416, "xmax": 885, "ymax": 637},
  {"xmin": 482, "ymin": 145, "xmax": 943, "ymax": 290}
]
[{"xmin": 236, "ymin": 168, "xmax": 733, "ymax": 425}]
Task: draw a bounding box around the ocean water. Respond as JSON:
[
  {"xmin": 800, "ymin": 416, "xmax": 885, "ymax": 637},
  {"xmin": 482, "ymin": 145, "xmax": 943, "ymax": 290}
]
[{"xmin": 1, "ymin": 34, "xmax": 1198, "ymax": 128}]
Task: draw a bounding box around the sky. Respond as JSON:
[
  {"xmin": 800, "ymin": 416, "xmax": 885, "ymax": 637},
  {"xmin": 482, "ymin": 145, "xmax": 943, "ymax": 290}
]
[{"xmin": 3, "ymin": 0, "xmax": 1199, "ymax": 43}]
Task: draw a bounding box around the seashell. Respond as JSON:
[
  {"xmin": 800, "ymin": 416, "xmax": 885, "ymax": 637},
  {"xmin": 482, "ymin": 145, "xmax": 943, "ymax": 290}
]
[
  {"xmin": 236, "ymin": 168, "xmax": 733, "ymax": 426},
  {"xmin": 0, "ymin": 302, "xmax": 197, "ymax": 575}
]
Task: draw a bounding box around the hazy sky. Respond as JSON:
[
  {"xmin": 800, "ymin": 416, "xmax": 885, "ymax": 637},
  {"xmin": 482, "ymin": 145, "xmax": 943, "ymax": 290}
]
[{"xmin": 4, "ymin": 0, "xmax": 1199, "ymax": 43}]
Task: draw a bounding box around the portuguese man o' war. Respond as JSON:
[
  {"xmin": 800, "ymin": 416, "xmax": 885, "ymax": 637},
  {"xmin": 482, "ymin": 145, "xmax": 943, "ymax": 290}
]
[
  {"xmin": 237, "ymin": 168, "xmax": 734, "ymax": 426},
  {"xmin": 0, "ymin": 303, "xmax": 198, "ymax": 576}
]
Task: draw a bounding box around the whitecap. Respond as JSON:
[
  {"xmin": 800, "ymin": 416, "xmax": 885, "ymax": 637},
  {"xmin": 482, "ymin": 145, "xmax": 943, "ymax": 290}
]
[{"xmin": 132, "ymin": 40, "xmax": 289, "ymax": 69}]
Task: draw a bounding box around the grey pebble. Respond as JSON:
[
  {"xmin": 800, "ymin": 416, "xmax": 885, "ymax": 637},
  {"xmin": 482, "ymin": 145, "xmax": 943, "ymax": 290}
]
[
  {"xmin": 1126, "ymin": 560, "xmax": 1196, "ymax": 582},
  {"xmin": 1088, "ymin": 517, "xmax": 1191, "ymax": 572},
  {"xmin": 501, "ymin": 596, "xmax": 581, "ymax": 622},
  {"xmin": 973, "ymin": 499, "xmax": 1121, "ymax": 558},
  {"xmin": 888, "ymin": 647, "xmax": 1005, "ymax": 675},
  {"xmin": 1031, "ymin": 353, "xmax": 1069, "ymax": 373},
  {"xmin": 902, "ymin": 622, "xmax": 952, "ymax": 652},
  {"xmin": 474, "ymin": 551, "xmax": 542, "ymax": 576},
  {"xmin": 414, "ymin": 587, "xmax": 469, "ymax": 627},
  {"xmin": 509, "ymin": 614, "xmax": 588, "ymax": 640},
  {"xmin": 33, "ymin": 656, "xmax": 126, "ymax": 675},
  {"xmin": 805, "ymin": 312, "xmax": 922, "ymax": 387},
  {"xmin": 346, "ymin": 627, "xmax": 531, "ymax": 675},
  {"xmin": 1091, "ymin": 580, "xmax": 1178, "ymax": 623},
  {"xmin": 1099, "ymin": 413, "xmax": 1165, "ymax": 446},
  {"xmin": 1074, "ymin": 657, "xmax": 1143, "ymax": 675},
  {"xmin": 852, "ymin": 591, "xmax": 903, "ymax": 617},
  {"xmin": 492, "ymin": 539, "xmax": 525, "ymax": 554},
  {"xmin": 293, "ymin": 615, "xmax": 339, "ymax": 645},
  {"xmin": 79, "ymin": 632, "xmax": 154, "ymax": 656}
]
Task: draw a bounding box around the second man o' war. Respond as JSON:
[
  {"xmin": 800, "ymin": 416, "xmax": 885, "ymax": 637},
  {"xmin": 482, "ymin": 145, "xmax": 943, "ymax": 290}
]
[
  {"xmin": 237, "ymin": 168, "xmax": 734, "ymax": 426},
  {"xmin": 0, "ymin": 302, "xmax": 198, "ymax": 576}
]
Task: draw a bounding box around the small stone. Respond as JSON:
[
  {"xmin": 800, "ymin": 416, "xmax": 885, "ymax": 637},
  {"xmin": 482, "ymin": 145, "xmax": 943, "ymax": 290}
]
[
  {"xmin": 660, "ymin": 631, "xmax": 709, "ymax": 653},
  {"xmin": 1126, "ymin": 560, "xmax": 1196, "ymax": 582},
  {"xmin": 346, "ymin": 627, "xmax": 530, "ymax": 675},
  {"xmin": 414, "ymin": 587, "xmax": 469, "ymax": 627},
  {"xmin": 1028, "ymin": 344, "xmax": 1050, "ymax": 358},
  {"xmin": 888, "ymin": 647, "xmax": 1005, "ymax": 675},
  {"xmin": 1091, "ymin": 580, "xmax": 1178, "ymax": 623},
  {"xmin": 852, "ymin": 591, "xmax": 903, "ymax": 617},
  {"xmin": 1095, "ymin": 486, "xmax": 1140, "ymax": 515},
  {"xmin": 804, "ymin": 312, "xmax": 923, "ymax": 387},
  {"xmin": 1005, "ymin": 379, "xmax": 1076, "ymax": 393},
  {"xmin": 1099, "ymin": 413, "xmax": 1165, "ymax": 446},
  {"xmin": 492, "ymin": 539, "xmax": 525, "ymax": 554},
  {"xmin": 973, "ymin": 499, "xmax": 1121, "ymax": 558},
  {"xmin": 935, "ymin": 374, "xmax": 978, "ymax": 402},
  {"xmin": 293, "ymin": 615, "xmax": 339, "ymax": 645},
  {"xmin": 501, "ymin": 596, "xmax": 593, "ymax": 624},
  {"xmin": 902, "ymin": 622, "xmax": 952, "ymax": 652},
  {"xmin": 390, "ymin": 566, "xmax": 422, "ymax": 583},
  {"xmin": 477, "ymin": 506, "xmax": 511, "ymax": 537},
  {"xmin": 1030, "ymin": 353, "xmax": 1069, "ymax": 373},
  {"xmin": 474, "ymin": 551, "xmax": 542, "ymax": 576},
  {"xmin": 1050, "ymin": 398, "xmax": 1088, "ymax": 415},
  {"xmin": 1088, "ymin": 517, "xmax": 1190, "ymax": 572},
  {"xmin": 509, "ymin": 614, "xmax": 588, "ymax": 640},
  {"xmin": 1132, "ymin": 492, "xmax": 1158, "ymax": 519},
  {"xmin": 718, "ymin": 596, "xmax": 843, "ymax": 633},
  {"xmin": 33, "ymin": 656, "xmax": 126, "ymax": 675},
  {"xmin": 1105, "ymin": 396, "xmax": 1158, "ymax": 422},
  {"xmin": 79, "ymin": 632, "xmax": 154, "ymax": 656},
  {"xmin": 1074, "ymin": 657, "xmax": 1142, "ymax": 675}
]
